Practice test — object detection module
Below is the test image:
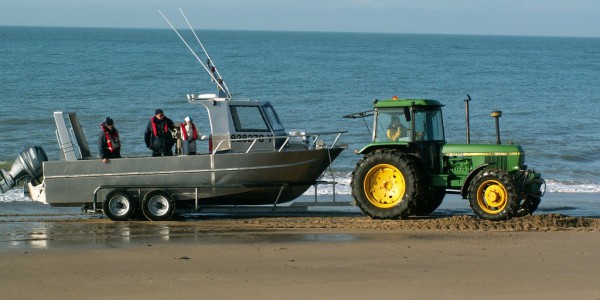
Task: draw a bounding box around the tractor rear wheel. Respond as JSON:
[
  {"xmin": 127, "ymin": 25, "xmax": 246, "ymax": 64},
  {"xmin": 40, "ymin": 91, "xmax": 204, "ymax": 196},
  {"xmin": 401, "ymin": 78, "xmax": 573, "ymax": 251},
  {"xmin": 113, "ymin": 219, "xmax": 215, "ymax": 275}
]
[
  {"xmin": 351, "ymin": 149, "xmax": 422, "ymax": 219},
  {"xmin": 468, "ymin": 169, "xmax": 519, "ymax": 221}
]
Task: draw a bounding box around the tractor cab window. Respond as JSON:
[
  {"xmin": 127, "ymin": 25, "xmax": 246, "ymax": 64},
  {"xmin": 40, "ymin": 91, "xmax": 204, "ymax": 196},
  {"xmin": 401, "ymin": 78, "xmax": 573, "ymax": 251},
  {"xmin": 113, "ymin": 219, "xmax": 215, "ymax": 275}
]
[
  {"xmin": 413, "ymin": 108, "xmax": 444, "ymax": 141},
  {"xmin": 374, "ymin": 108, "xmax": 444, "ymax": 142},
  {"xmin": 374, "ymin": 109, "xmax": 411, "ymax": 142}
]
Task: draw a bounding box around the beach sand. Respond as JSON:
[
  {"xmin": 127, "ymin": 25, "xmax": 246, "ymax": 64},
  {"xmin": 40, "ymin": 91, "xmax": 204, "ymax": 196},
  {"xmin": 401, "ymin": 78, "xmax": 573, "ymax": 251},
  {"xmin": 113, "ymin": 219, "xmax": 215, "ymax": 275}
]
[{"xmin": 1, "ymin": 214, "xmax": 600, "ymax": 299}]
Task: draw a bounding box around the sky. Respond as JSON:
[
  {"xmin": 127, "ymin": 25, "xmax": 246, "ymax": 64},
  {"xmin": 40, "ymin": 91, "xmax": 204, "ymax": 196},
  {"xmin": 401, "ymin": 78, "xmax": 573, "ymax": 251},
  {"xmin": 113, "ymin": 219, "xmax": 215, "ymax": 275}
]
[{"xmin": 2, "ymin": 0, "xmax": 600, "ymax": 37}]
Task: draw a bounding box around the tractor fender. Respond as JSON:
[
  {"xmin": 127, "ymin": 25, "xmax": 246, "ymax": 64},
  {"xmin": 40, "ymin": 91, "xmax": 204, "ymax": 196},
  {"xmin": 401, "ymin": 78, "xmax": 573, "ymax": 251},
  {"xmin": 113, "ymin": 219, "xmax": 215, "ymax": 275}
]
[
  {"xmin": 460, "ymin": 164, "xmax": 491, "ymax": 198},
  {"xmin": 357, "ymin": 144, "xmax": 411, "ymax": 155}
]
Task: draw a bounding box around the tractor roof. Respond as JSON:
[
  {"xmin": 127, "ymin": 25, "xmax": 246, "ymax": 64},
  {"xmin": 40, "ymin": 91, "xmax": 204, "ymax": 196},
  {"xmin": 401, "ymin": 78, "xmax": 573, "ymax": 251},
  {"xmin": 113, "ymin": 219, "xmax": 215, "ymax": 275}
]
[{"xmin": 374, "ymin": 98, "xmax": 444, "ymax": 108}]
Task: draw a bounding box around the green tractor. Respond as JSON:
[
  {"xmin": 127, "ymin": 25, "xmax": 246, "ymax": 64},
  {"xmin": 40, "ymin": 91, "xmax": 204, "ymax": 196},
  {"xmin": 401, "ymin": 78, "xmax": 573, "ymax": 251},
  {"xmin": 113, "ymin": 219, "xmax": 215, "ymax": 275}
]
[{"xmin": 345, "ymin": 95, "xmax": 545, "ymax": 221}]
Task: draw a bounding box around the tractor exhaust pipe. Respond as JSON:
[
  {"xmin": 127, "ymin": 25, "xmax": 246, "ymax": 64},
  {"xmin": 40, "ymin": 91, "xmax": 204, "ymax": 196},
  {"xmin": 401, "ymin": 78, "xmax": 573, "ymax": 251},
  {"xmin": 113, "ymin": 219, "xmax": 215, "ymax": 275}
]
[
  {"xmin": 464, "ymin": 95, "xmax": 471, "ymax": 144},
  {"xmin": 491, "ymin": 111, "xmax": 502, "ymax": 144}
]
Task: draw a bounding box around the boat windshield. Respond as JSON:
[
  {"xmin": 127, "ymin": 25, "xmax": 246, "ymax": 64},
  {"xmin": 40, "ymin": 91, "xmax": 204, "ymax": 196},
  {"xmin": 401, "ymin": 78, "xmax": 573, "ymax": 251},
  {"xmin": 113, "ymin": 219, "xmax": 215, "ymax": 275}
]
[
  {"xmin": 263, "ymin": 104, "xmax": 285, "ymax": 131},
  {"xmin": 229, "ymin": 105, "xmax": 270, "ymax": 132}
]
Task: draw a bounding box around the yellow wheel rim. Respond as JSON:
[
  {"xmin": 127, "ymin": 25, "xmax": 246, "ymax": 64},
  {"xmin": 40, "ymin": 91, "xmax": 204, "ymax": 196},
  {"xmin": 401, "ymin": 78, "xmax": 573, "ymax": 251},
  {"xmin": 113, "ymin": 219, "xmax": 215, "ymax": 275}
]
[
  {"xmin": 476, "ymin": 179, "xmax": 508, "ymax": 214},
  {"xmin": 363, "ymin": 164, "xmax": 406, "ymax": 208}
]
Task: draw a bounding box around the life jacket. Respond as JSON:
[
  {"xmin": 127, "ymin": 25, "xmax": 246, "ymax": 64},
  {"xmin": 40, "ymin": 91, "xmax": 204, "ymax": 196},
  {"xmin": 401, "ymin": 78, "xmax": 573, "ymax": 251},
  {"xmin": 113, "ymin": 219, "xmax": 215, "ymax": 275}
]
[
  {"xmin": 101, "ymin": 123, "xmax": 121, "ymax": 152},
  {"xmin": 151, "ymin": 117, "xmax": 169, "ymax": 136},
  {"xmin": 386, "ymin": 128, "xmax": 401, "ymax": 141},
  {"xmin": 180, "ymin": 122, "xmax": 197, "ymax": 140}
]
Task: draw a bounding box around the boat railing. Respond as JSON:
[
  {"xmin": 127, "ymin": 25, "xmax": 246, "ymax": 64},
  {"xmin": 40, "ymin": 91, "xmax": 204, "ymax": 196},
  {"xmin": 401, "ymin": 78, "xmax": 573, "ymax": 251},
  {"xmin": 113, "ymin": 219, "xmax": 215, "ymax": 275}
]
[{"xmin": 212, "ymin": 130, "xmax": 347, "ymax": 153}]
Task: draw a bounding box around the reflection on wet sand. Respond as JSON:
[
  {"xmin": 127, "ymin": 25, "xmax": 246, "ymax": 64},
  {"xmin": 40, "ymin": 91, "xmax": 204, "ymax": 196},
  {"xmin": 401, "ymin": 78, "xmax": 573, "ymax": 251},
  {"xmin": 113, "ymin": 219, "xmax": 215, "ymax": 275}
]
[
  {"xmin": 1, "ymin": 192, "xmax": 600, "ymax": 251},
  {"xmin": 0, "ymin": 220, "xmax": 366, "ymax": 251}
]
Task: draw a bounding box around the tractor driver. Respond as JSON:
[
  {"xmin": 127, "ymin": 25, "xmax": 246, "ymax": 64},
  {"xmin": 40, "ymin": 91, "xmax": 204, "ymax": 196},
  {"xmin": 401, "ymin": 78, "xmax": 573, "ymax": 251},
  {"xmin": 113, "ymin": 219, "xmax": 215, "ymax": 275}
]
[{"xmin": 386, "ymin": 115, "xmax": 407, "ymax": 141}]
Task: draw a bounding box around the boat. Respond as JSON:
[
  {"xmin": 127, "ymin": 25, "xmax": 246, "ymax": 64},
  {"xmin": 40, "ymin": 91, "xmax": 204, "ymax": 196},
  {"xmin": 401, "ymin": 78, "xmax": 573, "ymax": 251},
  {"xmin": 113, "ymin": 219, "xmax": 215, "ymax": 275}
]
[{"xmin": 0, "ymin": 10, "xmax": 346, "ymax": 221}]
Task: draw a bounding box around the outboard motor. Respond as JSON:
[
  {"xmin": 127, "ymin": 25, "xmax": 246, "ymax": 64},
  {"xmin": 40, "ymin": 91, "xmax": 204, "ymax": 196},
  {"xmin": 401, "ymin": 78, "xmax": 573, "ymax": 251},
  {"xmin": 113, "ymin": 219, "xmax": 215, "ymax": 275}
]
[{"xmin": 0, "ymin": 146, "xmax": 48, "ymax": 193}]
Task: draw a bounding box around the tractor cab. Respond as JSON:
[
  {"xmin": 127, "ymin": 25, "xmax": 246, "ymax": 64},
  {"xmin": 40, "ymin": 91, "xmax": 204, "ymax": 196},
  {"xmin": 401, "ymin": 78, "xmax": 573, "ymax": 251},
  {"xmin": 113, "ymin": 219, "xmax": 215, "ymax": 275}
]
[
  {"xmin": 372, "ymin": 98, "xmax": 445, "ymax": 144},
  {"xmin": 347, "ymin": 97, "xmax": 446, "ymax": 174}
]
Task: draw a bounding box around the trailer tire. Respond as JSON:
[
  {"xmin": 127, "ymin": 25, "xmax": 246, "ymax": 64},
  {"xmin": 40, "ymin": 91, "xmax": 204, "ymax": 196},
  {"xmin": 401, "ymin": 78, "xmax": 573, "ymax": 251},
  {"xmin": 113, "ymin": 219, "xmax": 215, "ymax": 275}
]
[
  {"xmin": 469, "ymin": 169, "xmax": 519, "ymax": 221},
  {"xmin": 351, "ymin": 149, "xmax": 421, "ymax": 219},
  {"xmin": 142, "ymin": 190, "xmax": 175, "ymax": 221},
  {"xmin": 103, "ymin": 190, "xmax": 136, "ymax": 221}
]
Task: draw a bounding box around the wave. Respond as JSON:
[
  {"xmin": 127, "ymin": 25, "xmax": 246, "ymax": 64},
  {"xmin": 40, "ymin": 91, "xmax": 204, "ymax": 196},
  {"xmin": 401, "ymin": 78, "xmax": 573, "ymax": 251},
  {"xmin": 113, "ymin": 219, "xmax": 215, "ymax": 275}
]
[
  {"xmin": 544, "ymin": 179, "xmax": 600, "ymax": 193},
  {"xmin": 306, "ymin": 174, "xmax": 600, "ymax": 195},
  {"xmin": 0, "ymin": 189, "xmax": 31, "ymax": 203}
]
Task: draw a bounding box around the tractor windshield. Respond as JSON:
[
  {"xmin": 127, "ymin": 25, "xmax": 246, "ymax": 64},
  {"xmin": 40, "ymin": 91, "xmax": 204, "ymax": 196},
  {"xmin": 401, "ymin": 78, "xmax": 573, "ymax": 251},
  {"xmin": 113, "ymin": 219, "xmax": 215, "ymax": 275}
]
[
  {"xmin": 374, "ymin": 109, "xmax": 411, "ymax": 142},
  {"xmin": 374, "ymin": 107, "xmax": 444, "ymax": 142}
]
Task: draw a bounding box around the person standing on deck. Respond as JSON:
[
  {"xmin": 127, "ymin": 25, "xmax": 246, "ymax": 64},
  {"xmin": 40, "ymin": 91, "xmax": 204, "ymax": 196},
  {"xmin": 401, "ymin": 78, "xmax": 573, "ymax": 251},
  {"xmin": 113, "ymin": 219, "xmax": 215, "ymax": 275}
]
[
  {"xmin": 98, "ymin": 117, "xmax": 121, "ymax": 163},
  {"xmin": 144, "ymin": 109, "xmax": 175, "ymax": 156},
  {"xmin": 180, "ymin": 116, "xmax": 201, "ymax": 155}
]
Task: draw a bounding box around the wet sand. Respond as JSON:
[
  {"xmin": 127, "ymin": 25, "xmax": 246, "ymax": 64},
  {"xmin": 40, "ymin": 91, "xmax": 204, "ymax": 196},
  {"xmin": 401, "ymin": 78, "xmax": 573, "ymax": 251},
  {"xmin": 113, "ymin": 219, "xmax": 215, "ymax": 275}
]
[
  {"xmin": 1, "ymin": 213, "xmax": 600, "ymax": 299},
  {"xmin": 1, "ymin": 192, "xmax": 600, "ymax": 299}
]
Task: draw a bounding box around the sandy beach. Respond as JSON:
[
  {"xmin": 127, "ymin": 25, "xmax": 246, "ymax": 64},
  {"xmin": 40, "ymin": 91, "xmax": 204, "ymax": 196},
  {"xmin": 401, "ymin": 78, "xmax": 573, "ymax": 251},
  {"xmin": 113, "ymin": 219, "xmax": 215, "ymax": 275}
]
[{"xmin": 1, "ymin": 214, "xmax": 600, "ymax": 299}]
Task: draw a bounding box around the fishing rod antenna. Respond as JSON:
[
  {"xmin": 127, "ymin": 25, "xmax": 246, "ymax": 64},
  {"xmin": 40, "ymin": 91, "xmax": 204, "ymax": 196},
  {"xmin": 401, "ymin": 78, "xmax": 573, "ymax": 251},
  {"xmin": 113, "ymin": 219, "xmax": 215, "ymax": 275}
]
[{"xmin": 157, "ymin": 8, "xmax": 232, "ymax": 98}]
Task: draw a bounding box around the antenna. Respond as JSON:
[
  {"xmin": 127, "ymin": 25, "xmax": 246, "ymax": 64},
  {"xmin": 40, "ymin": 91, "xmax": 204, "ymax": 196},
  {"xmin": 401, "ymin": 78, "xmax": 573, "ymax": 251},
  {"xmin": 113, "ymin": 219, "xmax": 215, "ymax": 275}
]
[
  {"xmin": 178, "ymin": 7, "xmax": 232, "ymax": 97},
  {"xmin": 157, "ymin": 8, "xmax": 232, "ymax": 98}
]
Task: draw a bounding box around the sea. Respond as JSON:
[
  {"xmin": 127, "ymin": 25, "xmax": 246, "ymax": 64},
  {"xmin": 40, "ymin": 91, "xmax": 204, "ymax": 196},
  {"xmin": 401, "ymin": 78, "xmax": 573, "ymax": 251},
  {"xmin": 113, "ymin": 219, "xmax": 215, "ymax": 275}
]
[{"xmin": 1, "ymin": 26, "xmax": 600, "ymax": 216}]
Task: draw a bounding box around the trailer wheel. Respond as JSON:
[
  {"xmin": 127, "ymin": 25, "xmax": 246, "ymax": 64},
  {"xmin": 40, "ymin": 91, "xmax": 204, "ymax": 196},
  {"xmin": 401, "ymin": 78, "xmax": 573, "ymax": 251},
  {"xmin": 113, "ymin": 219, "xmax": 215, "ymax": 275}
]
[
  {"xmin": 469, "ymin": 169, "xmax": 519, "ymax": 221},
  {"xmin": 142, "ymin": 190, "xmax": 175, "ymax": 221},
  {"xmin": 351, "ymin": 149, "xmax": 421, "ymax": 219},
  {"xmin": 412, "ymin": 187, "xmax": 445, "ymax": 216},
  {"xmin": 103, "ymin": 190, "xmax": 136, "ymax": 221},
  {"xmin": 515, "ymin": 196, "xmax": 541, "ymax": 217}
]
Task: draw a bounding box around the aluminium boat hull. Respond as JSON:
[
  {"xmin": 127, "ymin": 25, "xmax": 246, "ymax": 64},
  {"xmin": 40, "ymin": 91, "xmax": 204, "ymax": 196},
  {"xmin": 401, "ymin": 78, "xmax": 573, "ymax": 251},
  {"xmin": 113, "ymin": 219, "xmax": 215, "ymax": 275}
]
[{"xmin": 38, "ymin": 147, "xmax": 344, "ymax": 207}]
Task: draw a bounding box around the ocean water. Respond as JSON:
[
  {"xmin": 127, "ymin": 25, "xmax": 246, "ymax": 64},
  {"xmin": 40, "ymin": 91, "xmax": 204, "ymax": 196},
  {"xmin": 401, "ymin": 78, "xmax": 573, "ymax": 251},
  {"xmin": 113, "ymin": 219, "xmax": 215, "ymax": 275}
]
[{"xmin": 2, "ymin": 26, "xmax": 600, "ymax": 206}]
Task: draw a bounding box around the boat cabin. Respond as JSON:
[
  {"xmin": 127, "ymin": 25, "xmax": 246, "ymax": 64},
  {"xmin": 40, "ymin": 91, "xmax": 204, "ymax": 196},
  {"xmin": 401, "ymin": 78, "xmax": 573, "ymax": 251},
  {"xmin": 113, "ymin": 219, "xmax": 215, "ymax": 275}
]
[{"xmin": 187, "ymin": 93, "xmax": 289, "ymax": 152}]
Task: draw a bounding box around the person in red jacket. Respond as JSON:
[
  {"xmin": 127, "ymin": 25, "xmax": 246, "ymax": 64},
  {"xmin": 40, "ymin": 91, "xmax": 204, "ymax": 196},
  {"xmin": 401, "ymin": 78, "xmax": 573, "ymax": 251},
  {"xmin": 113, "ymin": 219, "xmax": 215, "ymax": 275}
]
[
  {"xmin": 98, "ymin": 117, "xmax": 121, "ymax": 163},
  {"xmin": 144, "ymin": 109, "xmax": 175, "ymax": 156},
  {"xmin": 180, "ymin": 116, "xmax": 201, "ymax": 155}
]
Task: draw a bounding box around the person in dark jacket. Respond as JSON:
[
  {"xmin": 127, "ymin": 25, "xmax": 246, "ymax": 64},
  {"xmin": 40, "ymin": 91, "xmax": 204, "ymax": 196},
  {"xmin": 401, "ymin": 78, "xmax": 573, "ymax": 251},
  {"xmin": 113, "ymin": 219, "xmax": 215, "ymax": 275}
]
[
  {"xmin": 98, "ymin": 117, "xmax": 121, "ymax": 163},
  {"xmin": 144, "ymin": 109, "xmax": 175, "ymax": 156}
]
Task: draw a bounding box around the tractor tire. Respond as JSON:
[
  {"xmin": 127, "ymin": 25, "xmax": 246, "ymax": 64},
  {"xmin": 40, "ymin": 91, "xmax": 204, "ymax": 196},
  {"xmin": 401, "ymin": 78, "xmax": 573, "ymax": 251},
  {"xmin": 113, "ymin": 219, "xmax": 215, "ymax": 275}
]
[
  {"xmin": 515, "ymin": 196, "xmax": 541, "ymax": 217},
  {"xmin": 351, "ymin": 149, "xmax": 422, "ymax": 219},
  {"xmin": 412, "ymin": 187, "xmax": 445, "ymax": 216},
  {"xmin": 468, "ymin": 169, "xmax": 519, "ymax": 221}
]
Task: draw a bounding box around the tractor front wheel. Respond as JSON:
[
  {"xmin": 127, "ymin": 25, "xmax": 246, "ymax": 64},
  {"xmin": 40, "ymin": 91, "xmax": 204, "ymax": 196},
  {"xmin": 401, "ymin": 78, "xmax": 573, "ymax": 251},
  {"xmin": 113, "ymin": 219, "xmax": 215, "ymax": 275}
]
[
  {"xmin": 469, "ymin": 169, "xmax": 519, "ymax": 221},
  {"xmin": 351, "ymin": 149, "xmax": 421, "ymax": 219}
]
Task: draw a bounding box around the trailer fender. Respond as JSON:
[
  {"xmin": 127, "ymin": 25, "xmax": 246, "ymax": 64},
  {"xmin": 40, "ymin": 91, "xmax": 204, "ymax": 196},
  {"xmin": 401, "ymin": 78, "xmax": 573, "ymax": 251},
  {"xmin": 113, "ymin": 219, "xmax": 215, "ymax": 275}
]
[{"xmin": 460, "ymin": 164, "xmax": 491, "ymax": 198}]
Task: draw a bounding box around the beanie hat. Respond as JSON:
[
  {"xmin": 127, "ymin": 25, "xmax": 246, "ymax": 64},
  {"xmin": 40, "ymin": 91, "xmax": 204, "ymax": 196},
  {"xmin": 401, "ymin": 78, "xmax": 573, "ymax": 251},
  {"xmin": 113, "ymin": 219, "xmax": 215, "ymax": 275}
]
[
  {"xmin": 184, "ymin": 116, "xmax": 192, "ymax": 123},
  {"xmin": 105, "ymin": 117, "xmax": 114, "ymax": 125},
  {"xmin": 155, "ymin": 109, "xmax": 164, "ymax": 115}
]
